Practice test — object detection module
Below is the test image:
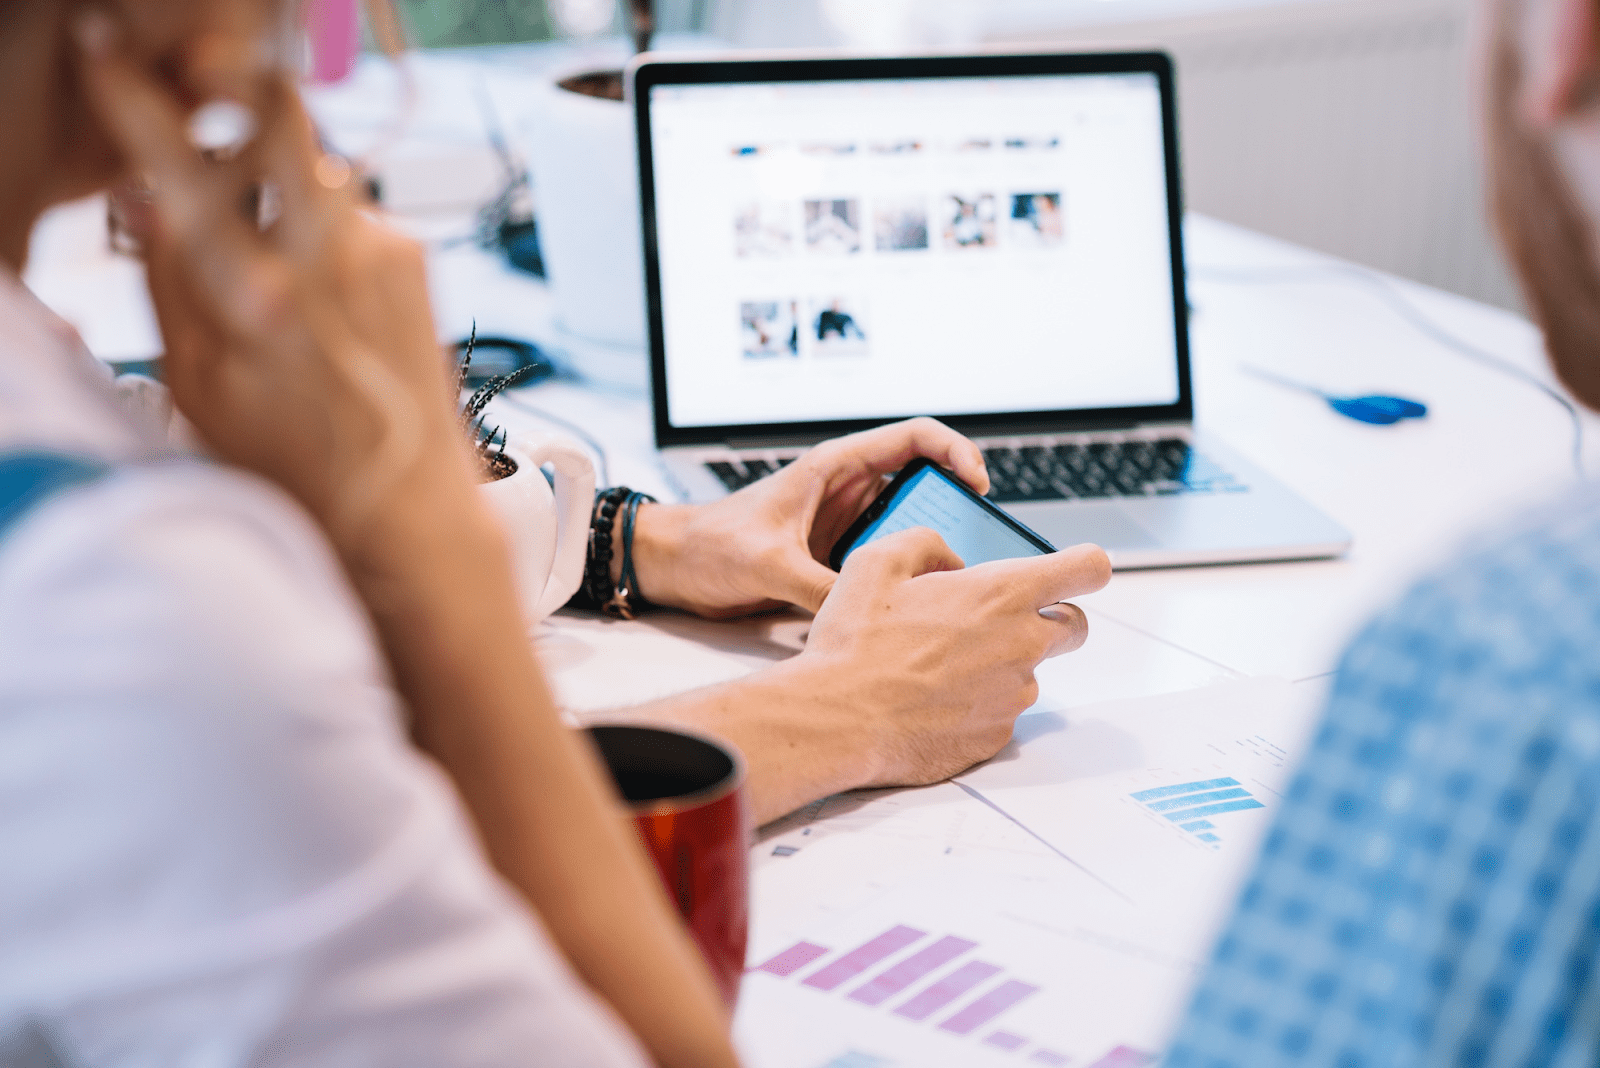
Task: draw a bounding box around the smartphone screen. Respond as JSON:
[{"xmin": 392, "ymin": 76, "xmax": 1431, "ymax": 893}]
[{"xmin": 839, "ymin": 464, "xmax": 1053, "ymax": 567}]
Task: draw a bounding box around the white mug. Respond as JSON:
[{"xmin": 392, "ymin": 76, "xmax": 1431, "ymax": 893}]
[
  {"xmin": 519, "ymin": 70, "xmax": 647, "ymax": 350},
  {"xmin": 479, "ymin": 431, "xmax": 596, "ymax": 626}
]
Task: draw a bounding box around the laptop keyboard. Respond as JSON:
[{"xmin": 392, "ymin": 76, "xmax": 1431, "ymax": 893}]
[
  {"xmin": 706, "ymin": 456, "xmax": 799, "ymax": 491},
  {"xmin": 703, "ymin": 438, "xmax": 1243, "ymax": 499},
  {"xmin": 983, "ymin": 439, "xmax": 1242, "ymax": 502}
]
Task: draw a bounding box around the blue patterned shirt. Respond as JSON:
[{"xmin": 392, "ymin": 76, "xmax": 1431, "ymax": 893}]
[{"xmin": 1166, "ymin": 487, "xmax": 1600, "ymax": 1068}]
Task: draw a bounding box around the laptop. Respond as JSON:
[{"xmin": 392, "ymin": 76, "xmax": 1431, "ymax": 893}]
[{"xmin": 629, "ymin": 51, "xmax": 1350, "ymax": 569}]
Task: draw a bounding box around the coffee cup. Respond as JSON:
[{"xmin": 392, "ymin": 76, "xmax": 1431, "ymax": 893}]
[{"xmin": 585, "ymin": 724, "xmax": 751, "ymax": 1009}]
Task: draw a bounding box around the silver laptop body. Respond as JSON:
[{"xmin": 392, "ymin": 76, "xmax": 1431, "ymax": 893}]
[{"xmin": 630, "ymin": 51, "xmax": 1349, "ymax": 569}]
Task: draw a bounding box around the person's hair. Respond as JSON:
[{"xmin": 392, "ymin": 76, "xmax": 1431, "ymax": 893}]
[{"xmin": 1484, "ymin": 0, "xmax": 1600, "ymax": 410}]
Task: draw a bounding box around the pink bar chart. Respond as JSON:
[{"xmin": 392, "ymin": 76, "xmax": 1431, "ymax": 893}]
[
  {"xmin": 939, "ymin": 980, "xmax": 1041, "ymax": 1035},
  {"xmin": 893, "ymin": 960, "xmax": 1002, "ymax": 1021},
  {"xmin": 752, "ymin": 924, "xmax": 1096, "ymax": 1063},
  {"xmin": 1085, "ymin": 1046, "xmax": 1158, "ymax": 1068},
  {"xmin": 804, "ymin": 926, "xmax": 926, "ymax": 991},
  {"xmin": 849, "ymin": 936, "xmax": 976, "ymax": 1007},
  {"xmin": 755, "ymin": 940, "xmax": 830, "ymax": 978}
]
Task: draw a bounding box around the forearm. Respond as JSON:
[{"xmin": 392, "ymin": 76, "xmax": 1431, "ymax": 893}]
[
  {"xmin": 340, "ymin": 487, "xmax": 736, "ymax": 1068},
  {"xmin": 606, "ymin": 657, "xmax": 881, "ymax": 826}
]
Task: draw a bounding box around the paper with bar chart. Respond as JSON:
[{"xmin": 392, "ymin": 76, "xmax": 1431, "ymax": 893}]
[
  {"xmin": 735, "ymin": 679, "xmax": 1324, "ymax": 1068},
  {"xmin": 736, "ymin": 865, "xmax": 1187, "ymax": 1068},
  {"xmin": 955, "ymin": 677, "xmax": 1323, "ymax": 941}
]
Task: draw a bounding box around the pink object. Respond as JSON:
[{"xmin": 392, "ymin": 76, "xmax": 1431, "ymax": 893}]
[
  {"xmin": 802, "ymin": 926, "xmax": 926, "ymax": 992},
  {"xmin": 893, "ymin": 960, "xmax": 1002, "ymax": 1021},
  {"xmin": 752, "ymin": 941, "xmax": 830, "ymax": 978},
  {"xmin": 938, "ymin": 979, "xmax": 1040, "ymax": 1035},
  {"xmin": 304, "ymin": 0, "xmax": 360, "ymax": 84},
  {"xmin": 848, "ymin": 936, "xmax": 977, "ymax": 1007}
]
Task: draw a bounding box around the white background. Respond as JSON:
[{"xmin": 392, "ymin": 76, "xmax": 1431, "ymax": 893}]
[{"xmin": 648, "ymin": 72, "xmax": 1183, "ymax": 430}]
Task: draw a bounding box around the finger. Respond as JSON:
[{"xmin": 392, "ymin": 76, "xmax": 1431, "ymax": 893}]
[
  {"xmin": 255, "ymin": 78, "xmax": 357, "ymax": 258},
  {"xmin": 74, "ymin": 14, "xmax": 273, "ymax": 322},
  {"xmin": 966, "ymin": 542, "xmax": 1113, "ymax": 608},
  {"xmin": 1035, "ymin": 602, "xmax": 1090, "ymax": 658},
  {"xmin": 75, "ymin": 14, "xmax": 252, "ymax": 245},
  {"xmin": 766, "ymin": 551, "xmax": 839, "ymax": 614},
  {"xmin": 841, "ymin": 526, "xmax": 964, "ymax": 583},
  {"xmin": 823, "ymin": 417, "xmax": 989, "ymax": 495}
]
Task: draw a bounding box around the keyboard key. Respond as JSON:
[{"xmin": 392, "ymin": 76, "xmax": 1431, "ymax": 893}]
[
  {"xmin": 982, "ymin": 438, "xmax": 1240, "ymax": 501},
  {"xmin": 707, "ymin": 461, "xmax": 747, "ymax": 491}
]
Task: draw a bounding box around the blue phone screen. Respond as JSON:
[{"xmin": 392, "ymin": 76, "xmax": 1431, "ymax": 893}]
[{"xmin": 842, "ymin": 466, "xmax": 1052, "ymax": 567}]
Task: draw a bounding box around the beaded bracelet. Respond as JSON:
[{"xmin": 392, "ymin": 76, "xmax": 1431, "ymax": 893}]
[
  {"xmin": 603, "ymin": 489, "xmax": 657, "ymax": 620},
  {"xmin": 567, "ymin": 486, "xmax": 631, "ymax": 611},
  {"xmin": 565, "ymin": 487, "xmax": 659, "ymax": 615}
]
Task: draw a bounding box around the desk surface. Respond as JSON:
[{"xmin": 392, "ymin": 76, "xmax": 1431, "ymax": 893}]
[{"xmin": 21, "ymin": 49, "xmax": 1600, "ymax": 1067}]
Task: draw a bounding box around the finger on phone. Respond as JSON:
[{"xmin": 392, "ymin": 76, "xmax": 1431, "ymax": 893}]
[
  {"xmin": 969, "ymin": 543, "xmax": 1112, "ymax": 608},
  {"xmin": 842, "ymin": 525, "xmax": 964, "ymax": 582},
  {"xmin": 838, "ymin": 418, "xmax": 989, "ymax": 496},
  {"xmin": 1035, "ymin": 601, "xmax": 1090, "ymax": 658}
]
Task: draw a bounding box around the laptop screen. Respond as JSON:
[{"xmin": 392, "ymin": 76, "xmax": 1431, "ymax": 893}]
[{"xmin": 638, "ymin": 56, "xmax": 1187, "ymax": 438}]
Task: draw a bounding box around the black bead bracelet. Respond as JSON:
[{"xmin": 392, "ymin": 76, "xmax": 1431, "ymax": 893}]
[{"xmin": 566, "ymin": 486, "xmax": 656, "ymax": 617}]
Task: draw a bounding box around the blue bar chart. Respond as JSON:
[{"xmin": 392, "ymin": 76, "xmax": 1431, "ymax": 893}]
[{"xmin": 1129, "ymin": 776, "xmax": 1264, "ymax": 847}]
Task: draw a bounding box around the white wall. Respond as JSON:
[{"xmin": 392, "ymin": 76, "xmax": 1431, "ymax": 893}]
[{"xmin": 710, "ymin": 0, "xmax": 1523, "ymax": 311}]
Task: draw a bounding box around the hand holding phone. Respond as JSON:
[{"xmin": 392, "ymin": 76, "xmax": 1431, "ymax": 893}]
[{"xmin": 830, "ymin": 458, "xmax": 1056, "ymax": 570}]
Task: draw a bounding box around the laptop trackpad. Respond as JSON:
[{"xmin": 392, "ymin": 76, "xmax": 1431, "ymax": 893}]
[{"xmin": 1010, "ymin": 503, "xmax": 1160, "ymax": 551}]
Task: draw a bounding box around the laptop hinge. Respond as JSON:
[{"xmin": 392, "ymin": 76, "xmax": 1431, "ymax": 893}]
[
  {"xmin": 962, "ymin": 420, "xmax": 1138, "ymax": 439},
  {"xmin": 724, "ymin": 433, "xmax": 833, "ymax": 450}
]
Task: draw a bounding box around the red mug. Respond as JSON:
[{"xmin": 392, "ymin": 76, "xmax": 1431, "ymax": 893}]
[{"xmin": 585, "ymin": 724, "xmax": 751, "ymax": 1009}]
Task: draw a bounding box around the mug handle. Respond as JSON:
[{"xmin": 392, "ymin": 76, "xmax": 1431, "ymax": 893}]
[{"xmin": 510, "ymin": 436, "xmax": 596, "ymax": 620}]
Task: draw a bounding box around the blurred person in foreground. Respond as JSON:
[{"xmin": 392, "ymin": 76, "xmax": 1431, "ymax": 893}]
[
  {"xmin": 0, "ymin": 1, "xmax": 1110, "ymax": 1065},
  {"xmin": 1165, "ymin": 0, "xmax": 1600, "ymax": 1064}
]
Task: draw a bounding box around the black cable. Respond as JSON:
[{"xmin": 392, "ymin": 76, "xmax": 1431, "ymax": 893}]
[
  {"xmin": 495, "ymin": 389, "xmax": 612, "ymax": 490},
  {"xmin": 1192, "ymin": 263, "xmax": 1587, "ymax": 479}
]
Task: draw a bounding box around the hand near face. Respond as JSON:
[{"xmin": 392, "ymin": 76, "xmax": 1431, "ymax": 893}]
[
  {"xmin": 634, "ymin": 417, "xmax": 990, "ymax": 618},
  {"xmin": 76, "ymin": 13, "xmax": 484, "ymax": 562}
]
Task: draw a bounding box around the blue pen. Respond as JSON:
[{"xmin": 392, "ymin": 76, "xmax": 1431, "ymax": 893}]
[{"xmin": 1241, "ymin": 365, "xmax": 1428, "ymax": 425}]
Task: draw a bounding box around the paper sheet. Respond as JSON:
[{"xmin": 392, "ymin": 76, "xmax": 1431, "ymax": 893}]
[{"xmin": 735, "ymin": 678, "xmax": 1327, "ymax": 1068}]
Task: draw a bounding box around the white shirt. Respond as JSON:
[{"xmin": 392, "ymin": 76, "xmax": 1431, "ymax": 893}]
[{"xmin": 0, "ymin": 272, "xmax": 648, "ymax": 1068}]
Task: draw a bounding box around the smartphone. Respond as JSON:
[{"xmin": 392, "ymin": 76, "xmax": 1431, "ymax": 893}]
[{"xmin": 829, "ymin": 458, "xmax": 1056, "ymax": 570}]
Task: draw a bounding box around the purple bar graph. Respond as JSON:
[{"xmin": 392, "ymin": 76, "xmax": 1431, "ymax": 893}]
[
  {"xmin": 848, "ymin": 936, "xmax": 977, "ymax": 1006},
  {"xmin": 752, "ymin": 941, "xmax": 829, "ymax": 978},
  {"xmin": 1029, "ymin": 1052, "xmax": 1069, "ymax": 1066},
  {"xmin": 940, "ymin": 980, "xmax": 1041, "ymax": 1035},
  {"xmin": 984, "ymin": 1031, "xmax": 1028, "ymax": 1051},
  {"xmin": 803, "ymin": 926, "xmax": 927, "ymax": 991},
  {"xmin": 1086, "ymin": 1046, "xmax": 1157, "ymax": 1068},
  {"xmin": 894, "ymin": 960, "xmax": 1003, "ymax": 1021}
]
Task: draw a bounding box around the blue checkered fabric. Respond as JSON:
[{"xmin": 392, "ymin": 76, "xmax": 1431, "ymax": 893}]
[{"xmin": 1165, "ymin": 487, "xmax": 1600, "ymax": 1068}]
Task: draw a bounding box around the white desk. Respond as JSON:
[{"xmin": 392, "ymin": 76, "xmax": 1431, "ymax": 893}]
[{"xmin": 22, "ymin": 50, "xmax": 1600, "ymax": 1068}]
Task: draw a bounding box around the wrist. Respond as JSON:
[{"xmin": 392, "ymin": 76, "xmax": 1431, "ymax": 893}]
[
  {"xmin": 737, "ymin": 654, "xmax": 888, "ymax": 817},
  {"xmin": 331, "ymin": 452, "xmax": 519, "ymax": 614},
  {"xmin": 622, "ymin": 501, "xmax": 695, "ymax": 609}
]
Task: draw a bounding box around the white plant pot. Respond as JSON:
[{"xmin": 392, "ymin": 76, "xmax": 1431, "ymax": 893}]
[
  {"xmin": 521, "ymin": 70, "xmax": 649, "ymax": 367},
  {"xmin": 478, "ymin": 431, "xmax": 596, "ymax": 626}
]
